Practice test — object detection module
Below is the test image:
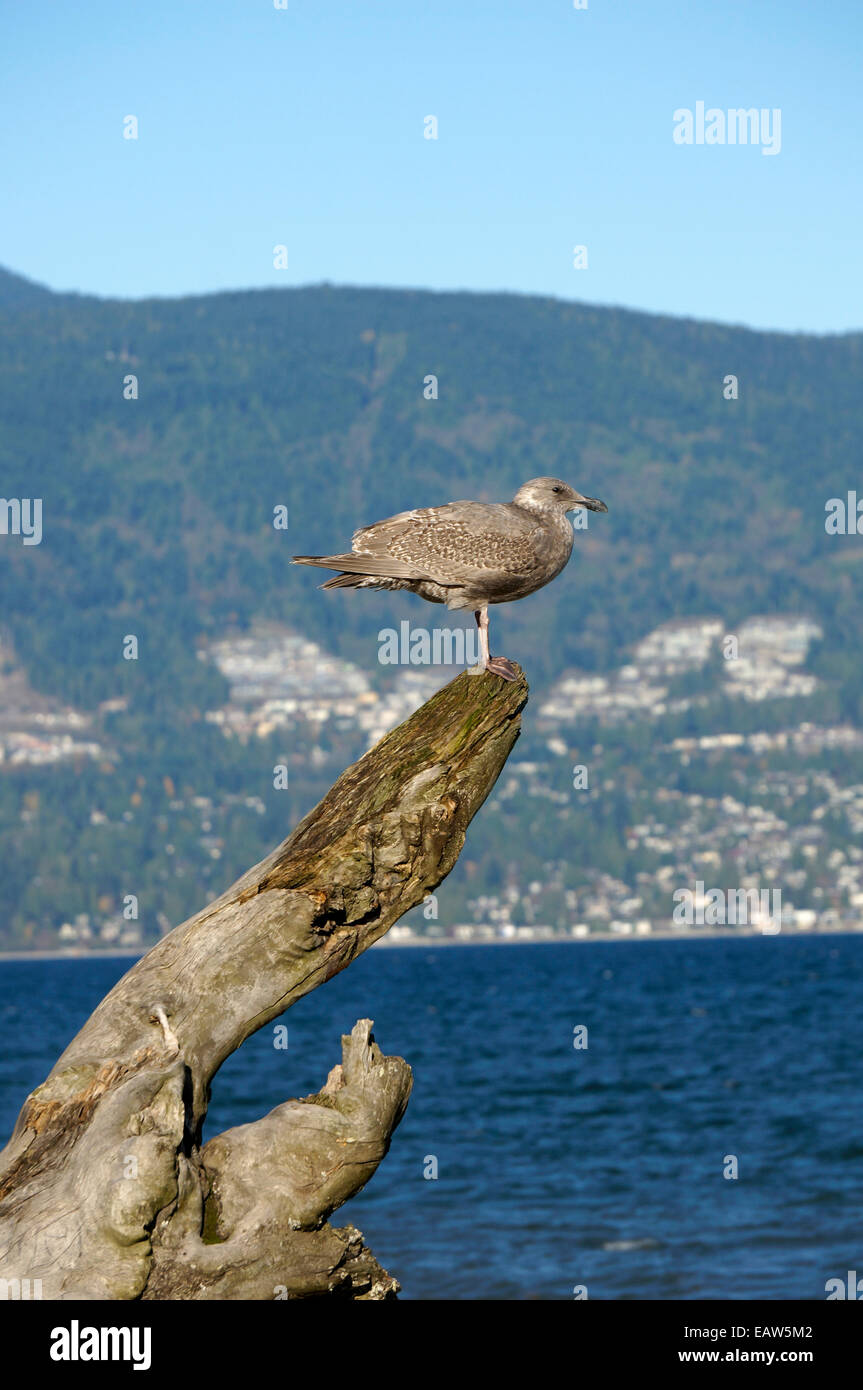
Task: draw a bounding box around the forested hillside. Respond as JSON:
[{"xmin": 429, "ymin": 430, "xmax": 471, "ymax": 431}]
[
  {"xmin": 2, "ymin": 264, "xmax": 861, "ymax": 709},
  {"xmin": 1, "ymin": 265, "xmax": 861, "ymax": 949}
]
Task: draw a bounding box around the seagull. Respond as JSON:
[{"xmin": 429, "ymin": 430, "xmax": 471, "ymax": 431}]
[{"xmin": 293, "ymin": 477, "xmax": 608, "ymax": 680}]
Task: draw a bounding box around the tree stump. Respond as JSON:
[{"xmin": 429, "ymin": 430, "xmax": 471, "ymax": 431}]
[{"xmin": 0, "ymin": 666, "xmax": 528, "ymax": 1299}]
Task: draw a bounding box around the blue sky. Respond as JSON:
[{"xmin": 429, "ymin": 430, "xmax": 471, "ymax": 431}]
[{"xmin": 2, "ymin": 0, "xmax": 860, "ymax": 332}]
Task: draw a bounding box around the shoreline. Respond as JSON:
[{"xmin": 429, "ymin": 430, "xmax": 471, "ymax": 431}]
[
  {"xmin": 1, "ymin": 925, "xmax": 860, "ymax": 962},
  {"xmin": 374, "ymin": 925, "xmax": 862, "ymax": 948}
]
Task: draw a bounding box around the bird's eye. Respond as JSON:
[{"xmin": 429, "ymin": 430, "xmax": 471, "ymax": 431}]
[{"xmin": 552, "ymin": 485, "xmax": 563, "ymax": 494}]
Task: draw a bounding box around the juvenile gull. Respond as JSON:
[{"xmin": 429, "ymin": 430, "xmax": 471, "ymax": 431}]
[{"xmin": 293, "ymin": 477, "xmax": 608, "ymax": 680}]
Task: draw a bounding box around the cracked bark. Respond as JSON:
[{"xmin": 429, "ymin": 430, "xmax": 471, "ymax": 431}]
[{"xmin": 0, "ymin": 666, "xmax": 528, "ymax": 1299}]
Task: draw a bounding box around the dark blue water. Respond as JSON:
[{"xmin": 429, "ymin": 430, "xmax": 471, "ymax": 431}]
[{"xmin": 2, "ymin": 937, "xmax": 861, "ymax": 1299}]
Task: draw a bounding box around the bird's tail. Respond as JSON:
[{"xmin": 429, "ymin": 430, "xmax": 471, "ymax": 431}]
[
  {"xmin": 292, "ymin": 553, "xmax": 423, "ymax": 580},
  {"xmin": 292, "ymin": 553, "xmax": 349, "ymax": 570},
  {"xmin": 292, "ymin": 555, "xmax": 383, "ymax": 591},
  {"xmin": 319, "ymin": 572, "xmax": 368, "ymax": 590}
]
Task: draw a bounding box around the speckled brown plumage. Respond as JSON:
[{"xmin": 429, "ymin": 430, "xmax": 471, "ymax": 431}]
[{"xmin": 293, "ymin": 476, "xmax": 608, "ymax": 680}]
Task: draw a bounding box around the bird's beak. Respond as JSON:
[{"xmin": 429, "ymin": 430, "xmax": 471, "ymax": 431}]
[{"xmin": 571, "ymin": 492, "xmax": 608, "ymax": 514}]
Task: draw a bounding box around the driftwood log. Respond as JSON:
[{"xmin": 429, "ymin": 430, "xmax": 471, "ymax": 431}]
[{"xmin": 0, "ymin": 666, "xmax": 527, "ymax": 1299}]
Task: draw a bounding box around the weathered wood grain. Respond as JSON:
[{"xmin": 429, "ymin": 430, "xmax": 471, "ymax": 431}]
[{"xmin": 0, "ymin": 666, "xmax": 528, "ymax": 1298}]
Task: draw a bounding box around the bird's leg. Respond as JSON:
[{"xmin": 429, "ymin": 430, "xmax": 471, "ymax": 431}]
[
  {"xmin": 475, "ymin": 608, "xmax": 518, "ymax": 682},
  {"xmin": 473, "ymin": 609, "xmax": 490, "ymax": 670}
]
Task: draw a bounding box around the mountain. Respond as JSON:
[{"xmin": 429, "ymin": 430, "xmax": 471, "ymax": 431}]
[
  {"xmin": 1, "ymin": 273, "xmax": 861, "ymax": 713},
  {"xmin": 0, "ymin": 266, "xmax": 57, "ymax": 309},
  {"xmin": 1, "ymin": 271, "xmax": 863, "ymax": 950}
]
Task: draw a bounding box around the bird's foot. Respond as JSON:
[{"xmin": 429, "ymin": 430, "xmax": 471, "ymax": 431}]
[{"xmin": 485, "ymin": 656, "xmax": 519, "ymax": 682}]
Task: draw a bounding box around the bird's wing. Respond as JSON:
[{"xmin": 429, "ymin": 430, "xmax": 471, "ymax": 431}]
[{"xmin": 352, "ymin": 501, "xmax": 545, "ymax": 585}]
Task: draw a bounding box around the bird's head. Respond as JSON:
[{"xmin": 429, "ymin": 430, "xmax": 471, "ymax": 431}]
[{"xmin": 513, "ymin": 477, "xmax": 608, "ymax": 516}]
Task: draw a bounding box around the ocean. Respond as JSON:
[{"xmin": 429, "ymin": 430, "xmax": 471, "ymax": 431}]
[{"xmin": 1, "ymin": 935, "xmax": 861, "ymax": 1300}]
